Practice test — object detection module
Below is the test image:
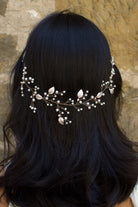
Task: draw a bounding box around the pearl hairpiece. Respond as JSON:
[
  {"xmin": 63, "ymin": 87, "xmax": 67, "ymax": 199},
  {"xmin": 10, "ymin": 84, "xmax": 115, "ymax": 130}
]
[{"xmin": 20, "ymin": 57, "xmax": 116, "ymax": 125}]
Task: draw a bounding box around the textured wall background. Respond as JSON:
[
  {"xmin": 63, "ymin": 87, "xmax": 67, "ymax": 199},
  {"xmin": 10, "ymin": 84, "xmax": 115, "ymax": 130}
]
[
  {"xmin": 0, "ymin": 0, "xmax": 138, "ymax": 159},
  {"xmin": 0, "ymin": 0, "xmax": 55, "ymax": 159},
  {"xmin": 55, "ymin": 0, "xmax": 138, "ymax": 141}
]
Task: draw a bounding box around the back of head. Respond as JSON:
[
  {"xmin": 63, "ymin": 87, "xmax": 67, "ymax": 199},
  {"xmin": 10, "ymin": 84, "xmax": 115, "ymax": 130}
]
[
  {"xmin": 11, "ymin": 10, "xmax": 122, "ymax": 143},
  {"xmin": 0, "ymin": 10, "xmax": 138, "ymax": 207}
]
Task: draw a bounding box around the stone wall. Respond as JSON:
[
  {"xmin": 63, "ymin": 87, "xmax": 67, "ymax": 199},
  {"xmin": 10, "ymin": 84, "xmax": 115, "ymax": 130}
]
[
  {"xmin": 0, "ymin": 0, "xmax": 55, "ymax": 159},
  {"xmin": 0, "ymin": 0, "xmax": 137, "ymax": 159},
  {"xmin": 55, "ymin": 0, "xmax": 138, "ymax": 141}
]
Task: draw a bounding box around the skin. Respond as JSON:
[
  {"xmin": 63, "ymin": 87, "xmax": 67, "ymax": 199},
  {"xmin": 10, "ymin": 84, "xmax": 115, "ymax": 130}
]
[
  {"xmin": 0, "ymin": 167, "xmax": 8, "ymax": 207},
  {"xmin": 0, "ymin": 167, "xmax": 134, "ymax": 207}
]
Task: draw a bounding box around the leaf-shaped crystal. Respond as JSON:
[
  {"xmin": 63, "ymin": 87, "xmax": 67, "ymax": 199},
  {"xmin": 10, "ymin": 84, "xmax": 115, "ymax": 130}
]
[
  {"xmin": 96, "ymin": 92, "xmax": 103, "ymax": 98},
  {"xmin": 77, "ymin": 89, "xmax": 84, "ymax": 98},
  {"xmin": 36, "ymin": 94, "xmax": 43, "ymax": 100},
  {"xmin": 109, "ymin": 88, "xmax": 114, "ymax": 94},
  {"xmin": 58, "ymin": 117, "xmax": 65, "ymax": 125},
  {"xmin": 48, "ymin": 86, "xmax": 55, "ymax": 94}
]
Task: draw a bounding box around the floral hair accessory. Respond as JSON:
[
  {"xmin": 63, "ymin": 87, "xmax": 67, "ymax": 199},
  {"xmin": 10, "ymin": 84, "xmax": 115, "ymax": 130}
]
[{"xmin": 20, "ymin": 57, "xmax": 116, "ymax": 125}]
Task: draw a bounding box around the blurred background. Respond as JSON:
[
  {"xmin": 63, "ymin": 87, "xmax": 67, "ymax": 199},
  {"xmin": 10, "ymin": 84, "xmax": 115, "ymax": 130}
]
[{"xmin": 0, "ymin": 0, "xmax": 138, "ymax": 159}]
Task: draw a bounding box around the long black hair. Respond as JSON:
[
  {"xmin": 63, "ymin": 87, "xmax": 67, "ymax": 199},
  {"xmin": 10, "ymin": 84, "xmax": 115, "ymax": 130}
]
[{"xmin": 0, "ymin": 10, "xmax": 138, "ymax": 207}]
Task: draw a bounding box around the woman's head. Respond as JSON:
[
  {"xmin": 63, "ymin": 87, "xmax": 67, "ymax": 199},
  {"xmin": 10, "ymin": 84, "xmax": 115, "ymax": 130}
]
[
  {"xmin": 0, "ymin": 10, "xmax": 137, "ymax": 207},
  {"xmin": 11, "ymin": 10, "xmax": 122, "ymax": 134}
]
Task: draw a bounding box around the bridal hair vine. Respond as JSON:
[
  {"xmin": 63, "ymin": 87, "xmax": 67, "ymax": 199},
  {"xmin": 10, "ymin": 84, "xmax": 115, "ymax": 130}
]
[{"xmin": 20, "ymin": 57, "xmax": 116, "ymax": 125}]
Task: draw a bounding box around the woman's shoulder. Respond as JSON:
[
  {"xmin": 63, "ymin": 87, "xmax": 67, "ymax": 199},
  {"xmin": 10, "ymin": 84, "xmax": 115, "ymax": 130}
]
[
  {"xmin": 130, "ymin": 180, "xmax": 138, "ymax": 207},
  {"xmin": 0, "ymin": 166, "xmax": 9, "ymax": 207}
]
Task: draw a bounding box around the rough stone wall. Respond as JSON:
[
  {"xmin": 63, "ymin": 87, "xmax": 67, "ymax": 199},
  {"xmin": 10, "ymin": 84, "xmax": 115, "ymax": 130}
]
[
  {"xmin": 0, "ymin": 0, "xmax": 137, "ymax": 159},
  {"xmin": 56, "ymin": 0, "xmax": 138, "ymax": 141},
  {"xmin": 0, "ymin": 0, "xmax": 55, "ymax": 159}
]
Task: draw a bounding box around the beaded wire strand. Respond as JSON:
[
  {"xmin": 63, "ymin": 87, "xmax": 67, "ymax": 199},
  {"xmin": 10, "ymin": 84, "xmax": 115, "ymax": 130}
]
[{"xmin": 20, "ymin": 57, "xmax": 116, "ymax": 125}]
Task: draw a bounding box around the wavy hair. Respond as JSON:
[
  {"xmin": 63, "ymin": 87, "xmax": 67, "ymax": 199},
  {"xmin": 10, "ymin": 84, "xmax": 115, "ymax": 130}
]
[{"xmin": 0, "ymin": 10, "xmax": 138, "ymax": 207}]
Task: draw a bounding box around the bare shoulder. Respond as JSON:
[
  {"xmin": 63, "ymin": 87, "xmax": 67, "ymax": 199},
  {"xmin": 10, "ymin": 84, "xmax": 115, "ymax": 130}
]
[
  {"xmin": 0, "ymin": 166, "xmax": 9, "ymax": 207},
  {"xmin": 0, "ymin": 188, "xmax": 9, "ymax": 207},
  {"xmin": 114, "ymin": 197, "xmax": 134, "ymax": 207}
]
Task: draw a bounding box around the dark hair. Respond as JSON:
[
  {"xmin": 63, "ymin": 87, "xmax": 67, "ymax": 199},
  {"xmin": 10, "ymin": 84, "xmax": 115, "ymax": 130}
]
[{"xmin": 0, "ymin": 10, "xmax": 138, "ymax": 207}]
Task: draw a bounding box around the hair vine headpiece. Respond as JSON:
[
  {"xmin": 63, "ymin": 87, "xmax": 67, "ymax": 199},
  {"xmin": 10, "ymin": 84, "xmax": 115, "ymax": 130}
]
[{"xmin": 20, "ymin": 57, "xmax": 116, "ymax": 125}]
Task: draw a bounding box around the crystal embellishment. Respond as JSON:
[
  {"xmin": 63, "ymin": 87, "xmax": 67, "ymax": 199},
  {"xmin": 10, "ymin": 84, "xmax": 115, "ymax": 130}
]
[{"xmin": 20, "ymin": 56, "xmax": 116, "ymax": 125}]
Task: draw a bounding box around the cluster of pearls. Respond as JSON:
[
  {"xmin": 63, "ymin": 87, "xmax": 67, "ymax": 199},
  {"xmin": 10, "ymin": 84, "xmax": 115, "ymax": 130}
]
[
  {"xmin": 20, "ymin": 57, "xmax": 116, "ymax": 125},
  {"xmin": 100, "ymin": 57, "xmax": 116, "ymax": 95},
  {"xmin": 20, "ymin": 65, "xmax": 34, "ymax": 96}
]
